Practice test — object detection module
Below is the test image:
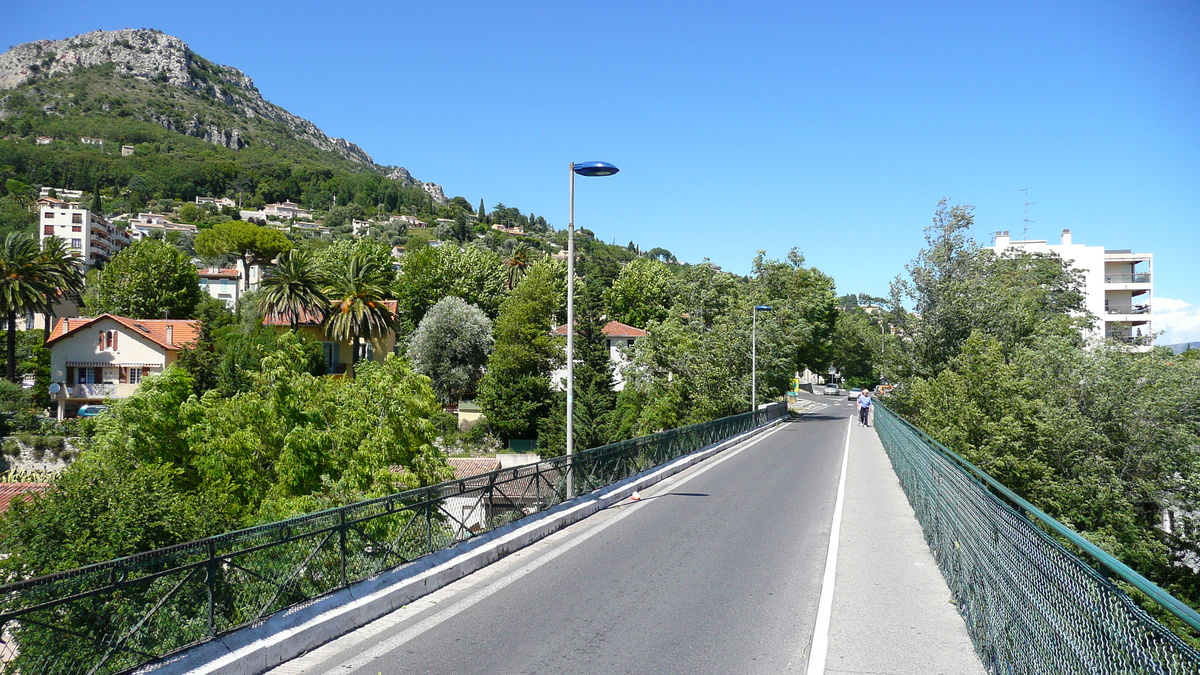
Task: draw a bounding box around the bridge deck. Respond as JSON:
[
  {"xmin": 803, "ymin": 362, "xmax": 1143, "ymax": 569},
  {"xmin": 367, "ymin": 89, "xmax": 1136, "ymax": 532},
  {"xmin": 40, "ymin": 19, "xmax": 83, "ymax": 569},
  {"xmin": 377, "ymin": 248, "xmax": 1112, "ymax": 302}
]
[{"xmin": 265, "ymin": 394, "xmax": 984, "ymax": 674}]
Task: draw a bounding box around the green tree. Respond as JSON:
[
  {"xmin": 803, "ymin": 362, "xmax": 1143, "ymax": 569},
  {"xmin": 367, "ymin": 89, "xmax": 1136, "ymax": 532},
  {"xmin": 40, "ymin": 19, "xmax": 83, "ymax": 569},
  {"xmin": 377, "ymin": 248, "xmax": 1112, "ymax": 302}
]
[
  {"xmin": 503, "ymin": 241, "xmax": 532, "ymax": 290},
  {"xmin": 324, "ymin": 252, "xmax": 394, "ymax": 375},
  {"xmin": 84, "ymin": 239, "xmax": 204, "ymax": 319},
  {"xmin": 406, "ymin": 296, "xmax": 493, "ymax": 406},
  {"xmin": 194, "ymin": 220, "xmax": 291, "ymax": 292},
  {"xmin": 0, "ymin": 233, "xmax": 55, "ymax": 381},
  {"xmin": 34, "ymin": 235, "xmax": 85, "ymax": 343},
  {"xmin": 476, "ymin": 262, "xmax": 565, "ymax": 441},
  {"xmin": 393, "ymin": 245, "xmax": 508, "ymax": 333},
  {"xmin": 605, "ymin": 257, "xmax": 676, "ymax": 327},
  {"xmin": 257, "ymin": 249, "xmax": 329, "ymax": 330}
]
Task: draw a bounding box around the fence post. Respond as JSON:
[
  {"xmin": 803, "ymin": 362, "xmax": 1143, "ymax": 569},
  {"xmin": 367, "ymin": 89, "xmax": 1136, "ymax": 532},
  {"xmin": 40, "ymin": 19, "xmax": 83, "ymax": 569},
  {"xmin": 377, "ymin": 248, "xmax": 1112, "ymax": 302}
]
[
  {"xmin": 206, "ymin": 539, "xmax": 216, "ymax": 638},
  {"xmin": 338, "ymin": 508, "xmax": 348, "ymax": 588}
]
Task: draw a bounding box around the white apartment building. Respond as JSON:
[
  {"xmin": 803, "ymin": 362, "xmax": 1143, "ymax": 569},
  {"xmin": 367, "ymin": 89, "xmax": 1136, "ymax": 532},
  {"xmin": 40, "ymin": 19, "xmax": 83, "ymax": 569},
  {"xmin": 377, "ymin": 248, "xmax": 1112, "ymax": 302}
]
[
  {"xmin": 991, "ymin": 229, "xmax": 1152, "ymax": 351},
  {"xmin": 38, "ymin": 204, "xmax": 131, "ymax": 268}
]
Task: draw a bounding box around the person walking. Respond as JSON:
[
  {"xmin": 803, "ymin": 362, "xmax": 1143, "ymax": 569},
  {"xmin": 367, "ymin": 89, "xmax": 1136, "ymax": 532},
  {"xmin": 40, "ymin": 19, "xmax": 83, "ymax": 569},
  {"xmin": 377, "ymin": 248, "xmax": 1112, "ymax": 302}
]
[{"xmin": 857, "ymin": 388, "xmax": 872, "ymax": 427}]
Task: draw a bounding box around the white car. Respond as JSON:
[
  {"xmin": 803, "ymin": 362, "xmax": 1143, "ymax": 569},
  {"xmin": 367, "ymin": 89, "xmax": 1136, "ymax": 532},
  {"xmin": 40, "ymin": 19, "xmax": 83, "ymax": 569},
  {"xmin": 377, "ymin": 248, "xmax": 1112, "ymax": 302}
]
[{"xmin": 822, "ymin": 383, "xmax": 839, "ymax": 396}]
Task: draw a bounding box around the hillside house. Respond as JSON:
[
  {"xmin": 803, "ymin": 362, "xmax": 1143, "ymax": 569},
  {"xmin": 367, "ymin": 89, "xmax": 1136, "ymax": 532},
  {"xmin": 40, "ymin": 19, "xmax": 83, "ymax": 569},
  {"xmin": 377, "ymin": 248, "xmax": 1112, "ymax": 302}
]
[
  {"xmin": 121, "ymin": 145, "xmax": 135, "ymax": 156},
  {"xmin": 443, "ymin": 455, "xmax": 550, "ymax": 539},
  {"xmin": 262, "ymin": 301, "xmax": 399, "ymax": 375},
  {"xmin": 79, "ymin": 136, "xmax": 104, "ymax": 146},
  {"xmin": 551, "ymin": 320, "xmax": 647, "ymax": 392},
  {"xmin": 198, "ymin": 267, "xmax": 241, "ymax": 307},
  {"xmin": 45, "ymin": 315, "xmax": 200, "ymax": 419},
  {"xmin": 264, "ymin": 201, "xmax": 313, "ymax": 220},
  {"xmin": 196, "ymin": 196, "xmax": 236, "ymax": 208}
]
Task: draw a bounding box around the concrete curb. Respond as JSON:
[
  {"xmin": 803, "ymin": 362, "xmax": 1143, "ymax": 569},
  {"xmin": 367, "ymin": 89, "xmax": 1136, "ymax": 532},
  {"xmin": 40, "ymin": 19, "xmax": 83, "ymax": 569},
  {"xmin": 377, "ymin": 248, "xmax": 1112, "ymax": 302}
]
[{"xmin": 139, "ymin": 418, "xmax": 785, "ymax": 675}]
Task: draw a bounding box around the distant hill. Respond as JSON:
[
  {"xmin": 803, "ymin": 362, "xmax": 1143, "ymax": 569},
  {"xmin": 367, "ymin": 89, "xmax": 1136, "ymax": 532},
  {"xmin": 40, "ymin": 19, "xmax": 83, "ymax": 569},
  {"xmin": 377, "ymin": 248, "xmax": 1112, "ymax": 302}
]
[
  {"xmin": 1168, "ymin": 342, "xmax": 1200, "ymax": 354},
  {"xmin": 0, "ymin": 28, "xmax": 445, "ymax": 203}
]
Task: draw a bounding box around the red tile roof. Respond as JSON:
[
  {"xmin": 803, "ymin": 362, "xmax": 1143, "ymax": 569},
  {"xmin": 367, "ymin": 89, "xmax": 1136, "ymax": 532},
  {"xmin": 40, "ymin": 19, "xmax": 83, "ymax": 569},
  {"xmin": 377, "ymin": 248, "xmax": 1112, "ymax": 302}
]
[
  {"xmin": 262, "ymin": 300, "xmax": 398, "ymax": 327},
  {"xmin": 448, "ymin": 457, "xmax": 502, "ymax": 480},
  {"xmin": 46, "ymin": 315, "xmax": 201, "ymax": 350},
  {"xmin": 552, "ymin": 320, "xmax": 647, "ymax": 338},
  {"xmin": 198, "ymin": 267, "xmax": 239, "ymax": 279},
  {"xmin": 0, "ymin": 483, "xmax": 49, "ymax": 514}
]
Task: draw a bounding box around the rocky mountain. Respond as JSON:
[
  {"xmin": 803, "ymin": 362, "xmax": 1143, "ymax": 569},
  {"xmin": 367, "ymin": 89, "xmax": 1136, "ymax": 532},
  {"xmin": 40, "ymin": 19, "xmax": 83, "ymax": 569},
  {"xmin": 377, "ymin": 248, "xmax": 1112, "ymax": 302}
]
[{"xmin": 0, "ymin": 28, "xmax": 445, "ymax": 201}]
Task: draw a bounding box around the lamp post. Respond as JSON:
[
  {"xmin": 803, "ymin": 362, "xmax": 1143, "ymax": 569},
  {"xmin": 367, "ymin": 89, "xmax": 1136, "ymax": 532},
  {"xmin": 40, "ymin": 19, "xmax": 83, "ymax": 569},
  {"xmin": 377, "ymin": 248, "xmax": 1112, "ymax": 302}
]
[
  {"xmin": 567, "ymin": 161, "xmax": 619, "ymax": 498},
  {"xmin": 752, "ymin": 305, "xmax": 773, "ymax": 412}
]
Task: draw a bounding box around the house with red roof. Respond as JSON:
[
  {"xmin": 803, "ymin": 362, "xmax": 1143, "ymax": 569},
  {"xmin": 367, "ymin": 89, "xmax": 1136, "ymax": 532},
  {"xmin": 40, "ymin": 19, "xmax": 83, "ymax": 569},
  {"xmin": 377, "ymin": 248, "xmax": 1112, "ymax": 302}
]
[
  {"xmin": 551, "ymin": 320, "xmax": 648, "ymax": 392},
  {"xmin": 44, "ymin": 315, "xmax": 201, "ymax": 419},
  {"xmin": 262, "ymin": 301, "xmax": 399, "ymax": 375}
]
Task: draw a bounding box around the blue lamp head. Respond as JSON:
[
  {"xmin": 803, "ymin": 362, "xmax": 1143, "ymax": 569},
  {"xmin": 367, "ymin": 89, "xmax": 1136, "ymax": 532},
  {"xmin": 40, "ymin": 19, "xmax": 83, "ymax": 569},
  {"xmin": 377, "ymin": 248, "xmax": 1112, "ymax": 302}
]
[
  {"xmin": 573, "ymin": 161, "xmax": 620, "ymax": 177},
  {"xmin": 755, "ymin": 305, "xmax": 774, "ymax": 311}
]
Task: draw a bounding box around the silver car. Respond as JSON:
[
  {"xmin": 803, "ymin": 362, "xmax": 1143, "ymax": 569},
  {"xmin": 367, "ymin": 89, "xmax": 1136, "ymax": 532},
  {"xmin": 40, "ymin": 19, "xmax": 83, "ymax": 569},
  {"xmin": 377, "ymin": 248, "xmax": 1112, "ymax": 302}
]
[{"xmin": 822, "ymin": 383, "xmax": 839, "ymax": 396}]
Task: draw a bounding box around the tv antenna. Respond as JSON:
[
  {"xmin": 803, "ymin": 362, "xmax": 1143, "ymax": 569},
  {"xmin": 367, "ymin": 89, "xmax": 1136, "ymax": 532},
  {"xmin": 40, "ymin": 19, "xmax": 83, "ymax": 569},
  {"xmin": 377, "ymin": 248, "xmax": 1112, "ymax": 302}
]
[{"xmin": 1020, "ymin": 187, "xmax": 1036, "ymax": 240}]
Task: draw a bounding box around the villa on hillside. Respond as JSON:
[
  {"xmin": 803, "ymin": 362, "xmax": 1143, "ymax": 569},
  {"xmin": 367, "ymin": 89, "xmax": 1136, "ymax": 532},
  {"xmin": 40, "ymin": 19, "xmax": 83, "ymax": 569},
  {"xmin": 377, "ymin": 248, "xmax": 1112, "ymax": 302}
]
[
  {"xmin": 45, "ymin": 315, "xmax": 201, "ymax": 419},
  {"xmin": 262, "ymin": 301, "xmax": 399, "ymax": 375},
  {"xmin": 550, "ymin": 320, "xmax": 647, "ymax": 392}
]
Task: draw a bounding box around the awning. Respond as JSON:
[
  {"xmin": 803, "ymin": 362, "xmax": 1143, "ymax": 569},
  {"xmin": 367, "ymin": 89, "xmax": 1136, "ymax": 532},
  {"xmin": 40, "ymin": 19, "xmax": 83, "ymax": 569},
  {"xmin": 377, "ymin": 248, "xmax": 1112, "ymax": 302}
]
[{"xmin": 67, "ymin": 362, "xmax": 163, "ymax": 368}]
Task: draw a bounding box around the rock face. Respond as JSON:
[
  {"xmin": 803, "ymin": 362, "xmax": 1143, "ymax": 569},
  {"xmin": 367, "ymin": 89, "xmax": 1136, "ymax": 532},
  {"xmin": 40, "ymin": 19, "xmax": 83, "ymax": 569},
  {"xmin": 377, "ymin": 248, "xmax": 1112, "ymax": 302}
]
[{"xmin": 0, "ymin": 29, "xmax": 446, "ymax": 200}]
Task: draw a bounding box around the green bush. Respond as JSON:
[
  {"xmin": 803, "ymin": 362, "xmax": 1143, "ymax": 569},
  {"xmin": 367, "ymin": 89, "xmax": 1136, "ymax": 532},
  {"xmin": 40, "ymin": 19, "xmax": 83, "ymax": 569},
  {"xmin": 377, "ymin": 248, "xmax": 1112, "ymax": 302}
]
[{"xmin": 1, "ymin": 439, "xmax": 20, "ymax": 457}]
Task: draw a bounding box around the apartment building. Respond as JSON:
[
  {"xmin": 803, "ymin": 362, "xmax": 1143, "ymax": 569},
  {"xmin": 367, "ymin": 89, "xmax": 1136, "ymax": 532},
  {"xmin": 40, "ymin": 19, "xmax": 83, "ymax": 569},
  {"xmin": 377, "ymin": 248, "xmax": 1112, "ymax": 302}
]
[
  {"xmin": 991, "ymin": 229, "xmax": 1152, "ymax": 350},
  {"xmin": 38, "ymin": 203, "xmax": 131, "ymax": 268}
]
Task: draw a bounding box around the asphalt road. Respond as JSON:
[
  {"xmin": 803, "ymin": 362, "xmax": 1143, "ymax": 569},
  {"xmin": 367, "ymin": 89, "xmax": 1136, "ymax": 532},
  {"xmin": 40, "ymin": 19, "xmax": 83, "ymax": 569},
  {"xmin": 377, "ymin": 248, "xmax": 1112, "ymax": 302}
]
[{"xmin": 275, "ymin": 400, "xmax": 852, "ymax": 675}]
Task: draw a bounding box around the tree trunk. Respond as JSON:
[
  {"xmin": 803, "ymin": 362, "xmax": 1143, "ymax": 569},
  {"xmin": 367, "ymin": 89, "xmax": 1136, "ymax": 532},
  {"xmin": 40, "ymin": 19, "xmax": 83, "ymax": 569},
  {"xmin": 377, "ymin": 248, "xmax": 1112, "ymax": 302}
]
[{"xmin": 6, "ymin": 311, "xmax": 17, "ymax": 382}]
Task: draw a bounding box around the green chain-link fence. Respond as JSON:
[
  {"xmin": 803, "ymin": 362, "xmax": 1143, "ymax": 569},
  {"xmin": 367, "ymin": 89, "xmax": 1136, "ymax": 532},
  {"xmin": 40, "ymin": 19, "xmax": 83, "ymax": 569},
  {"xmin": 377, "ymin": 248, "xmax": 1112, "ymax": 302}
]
[
  {"xmin": 0, "ymin": 403, "xmax": 786, "ymax": 675},
  {"xmin": 875, "ymin": 403, "xmax": 1200, "ymax": 674}
]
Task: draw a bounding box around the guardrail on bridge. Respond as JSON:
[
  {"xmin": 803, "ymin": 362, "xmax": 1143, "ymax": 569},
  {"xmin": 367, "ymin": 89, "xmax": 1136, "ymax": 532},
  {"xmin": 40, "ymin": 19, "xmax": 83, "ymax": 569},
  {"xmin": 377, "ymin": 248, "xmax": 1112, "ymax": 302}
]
[
  {"xmin": 874, "ymin": 403, "xmax": 1200, "ymax": 673},
  {"xmin": 0, "ymin": 402, "xmax": 787, "ymax": 675}
]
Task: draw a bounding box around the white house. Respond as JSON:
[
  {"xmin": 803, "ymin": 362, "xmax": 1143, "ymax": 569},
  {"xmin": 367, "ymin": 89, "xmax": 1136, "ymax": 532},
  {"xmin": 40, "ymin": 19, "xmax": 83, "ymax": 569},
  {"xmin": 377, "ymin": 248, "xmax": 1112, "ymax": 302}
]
[
  {"xmin": 442, "ymin": 455, "xmax": 549, "ymax": 539},
  {"xmin": 196, "ymin": 196, "xmax": 236, "ymax": 208},
  {"xmin": 264, "ymin": 201, "xmax": 313, "ymax": 220},
  {"xmin": 991, "ymin": 229, "xmax": 1153, "ymax": 350},
  {"xmin": 45, "ymin": 315, "xmax": 200, "ymax": 419},
  {"xmin": 550, "ymin": 320, "xmax": 647, "ymax": 392},
  {"xmin": 198, "ymin": 267, "xmax": 241, "ymax": 307}
]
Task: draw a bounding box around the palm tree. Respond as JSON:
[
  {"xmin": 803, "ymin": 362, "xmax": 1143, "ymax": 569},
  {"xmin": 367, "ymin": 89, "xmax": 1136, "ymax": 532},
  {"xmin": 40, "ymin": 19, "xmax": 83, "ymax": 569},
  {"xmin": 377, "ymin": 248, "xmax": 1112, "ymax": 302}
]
[
  {"xmin": 36, "ymin": 236, "xmax": 86, "ymax": 344},
  {"xmin": 503, "ymin": 242, "xmax": 532, "ymax": 290},
  {"xmin": 0, "ymin": 233, "xmax": 56, "ymax": 381},
  {"xmin": 257, "ymin": 249, "xmax": 329, "ymax": 331},
  {"xmin": 323, "ymin": 253, "xmax": 394, "ymax": 376}
]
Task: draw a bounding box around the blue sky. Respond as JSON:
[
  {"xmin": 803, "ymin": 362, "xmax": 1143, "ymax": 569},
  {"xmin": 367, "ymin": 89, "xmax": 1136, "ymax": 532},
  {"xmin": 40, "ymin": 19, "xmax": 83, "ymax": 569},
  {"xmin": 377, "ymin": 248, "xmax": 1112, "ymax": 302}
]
[{"xmin": 5, "ymin": 1, "xmax": 1199, "ymax": 343}]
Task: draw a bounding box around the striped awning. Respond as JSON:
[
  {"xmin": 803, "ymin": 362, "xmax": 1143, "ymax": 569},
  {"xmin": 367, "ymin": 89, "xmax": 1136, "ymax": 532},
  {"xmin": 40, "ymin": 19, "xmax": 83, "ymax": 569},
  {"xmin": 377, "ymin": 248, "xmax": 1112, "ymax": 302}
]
[{"xmin": 67, "ymin": 362, "xmax": 163, "ymax": 368}]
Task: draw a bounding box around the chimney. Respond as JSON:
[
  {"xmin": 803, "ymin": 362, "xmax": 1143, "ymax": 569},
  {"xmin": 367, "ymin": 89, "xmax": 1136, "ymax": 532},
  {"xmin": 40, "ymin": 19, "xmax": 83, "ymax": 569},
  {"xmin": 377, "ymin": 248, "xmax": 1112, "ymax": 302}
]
[
  {"xmin": 165, "ymin": 324, "xmax": 174, "ymax": 345},
  {"xmin": 1061, "ymin": 229, "xmax": 1072, "ymax": 245},
  {"xmin": 994, "ymin": 231, "xmax": 1010, "ymax": 249},
  {"xmin": 63, "ymin": 317, "xmax": 68, "ymax": 332}
]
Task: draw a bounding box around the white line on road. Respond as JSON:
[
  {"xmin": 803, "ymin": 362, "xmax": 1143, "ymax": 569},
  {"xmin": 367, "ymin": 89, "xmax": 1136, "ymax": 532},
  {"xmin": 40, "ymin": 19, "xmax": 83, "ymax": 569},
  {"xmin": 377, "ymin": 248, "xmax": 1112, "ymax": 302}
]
[
  {"xmin": 805, "ymin": 414, "xmax": 852, "ymax": 674},
  {"xmin": 308, "ymin": 423, "xmax": 790, "ymax": 675}
]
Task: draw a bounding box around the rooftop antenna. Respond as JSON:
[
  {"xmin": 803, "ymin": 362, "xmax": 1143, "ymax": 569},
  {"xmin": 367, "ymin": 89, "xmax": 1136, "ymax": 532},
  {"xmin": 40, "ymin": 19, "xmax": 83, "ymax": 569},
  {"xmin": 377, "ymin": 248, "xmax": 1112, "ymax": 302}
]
[{"xmin": 1020, "ymin": 187, "xmax": 1036, "ymax": 241}]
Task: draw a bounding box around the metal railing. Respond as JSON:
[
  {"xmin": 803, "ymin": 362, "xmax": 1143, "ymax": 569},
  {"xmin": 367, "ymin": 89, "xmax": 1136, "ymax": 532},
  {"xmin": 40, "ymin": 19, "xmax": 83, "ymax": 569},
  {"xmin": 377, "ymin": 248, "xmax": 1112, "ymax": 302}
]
[
  {"xmin": 1105, "ymin": 273, "xmax": 1152, "ymax": 284},
  {"xmin": 1106, "ymin": 304, "xmax": 1151, "ymax": 315},
  {"xmin": 874, "ymin": 404, "xmax": 1200, "ymax": 673},
  {"xmin": 0, "ymin": 403, "xmax": 786, "ymax": 675}
]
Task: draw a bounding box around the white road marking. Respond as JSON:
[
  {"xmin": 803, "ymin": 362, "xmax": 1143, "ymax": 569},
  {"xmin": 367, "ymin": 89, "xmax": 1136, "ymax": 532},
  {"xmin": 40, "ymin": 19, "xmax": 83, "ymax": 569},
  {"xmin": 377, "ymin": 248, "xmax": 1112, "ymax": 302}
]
[
  {"xmin": 805, "ymin": 414, "xmax": 852, "ymax": 674},
  {"xmin": 295, "ymin": 423, "xmax": 790, "ymax": 675}
]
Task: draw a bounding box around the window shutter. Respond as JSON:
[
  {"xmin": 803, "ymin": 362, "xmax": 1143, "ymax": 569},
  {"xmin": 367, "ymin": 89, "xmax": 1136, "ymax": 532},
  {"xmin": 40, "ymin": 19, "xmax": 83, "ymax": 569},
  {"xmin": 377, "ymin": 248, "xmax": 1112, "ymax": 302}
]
[
  {"xmin": 98, "ymin": 332, "xmax": 104, "ymax": 349},
  {"xmin": 118, "ymin": 368, "xmax": 128, "ymax": 384},
  {"xmin": 66, "ymin": 366, "xmax": 75, "ymax": 383},
  {"xmin": 113, "ymin": 331, "xmax": 118, "ymax": 350},
  {"xmin": 94, "ymin": 367, "xmax": 103, "ymax": 383}
]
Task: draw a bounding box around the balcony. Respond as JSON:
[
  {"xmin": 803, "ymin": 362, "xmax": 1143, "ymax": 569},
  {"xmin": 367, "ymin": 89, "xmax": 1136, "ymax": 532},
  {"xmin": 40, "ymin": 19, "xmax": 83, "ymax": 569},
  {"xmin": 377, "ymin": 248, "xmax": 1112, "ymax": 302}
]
[
  {"xmin": 1106, "ymin": 304, "xmax": 1151, "ymax": 315},
  {"xmin": 1104, "ymin": 273, "xmax": 1151, "ymax": 284},
  {"xmin": 69, "ymin": 383, "xmax": 116, "ymax": 398}
]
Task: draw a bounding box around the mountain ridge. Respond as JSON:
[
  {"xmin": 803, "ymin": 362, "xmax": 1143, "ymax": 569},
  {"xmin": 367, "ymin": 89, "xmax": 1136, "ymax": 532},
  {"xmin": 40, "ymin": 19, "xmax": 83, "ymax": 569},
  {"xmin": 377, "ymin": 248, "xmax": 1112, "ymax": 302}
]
[{"xmin": 0, "ymin": 28, "xmax": 445, "ymax": 202}]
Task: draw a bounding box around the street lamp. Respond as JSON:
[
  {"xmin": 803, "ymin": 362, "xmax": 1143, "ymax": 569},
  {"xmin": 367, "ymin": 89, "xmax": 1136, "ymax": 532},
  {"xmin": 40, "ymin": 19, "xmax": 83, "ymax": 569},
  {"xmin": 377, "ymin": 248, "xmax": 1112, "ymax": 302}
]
[
  {"xmin": 567, "ymin": 161, "xmax": 619, "ymax": 498},
  {"xmin": 752, "ymin": 305, "xmax": 773, "ymax": 412}
]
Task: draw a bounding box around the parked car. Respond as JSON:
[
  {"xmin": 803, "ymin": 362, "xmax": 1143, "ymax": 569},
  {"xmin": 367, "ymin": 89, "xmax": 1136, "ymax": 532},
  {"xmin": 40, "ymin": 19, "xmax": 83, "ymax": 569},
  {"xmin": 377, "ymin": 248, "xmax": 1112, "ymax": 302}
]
[
  {"xmin": 847, "ymin": 388, "xmax": 862, "ymax": 400},
  {"xmin": 822, "ymin": 383, "xmax": 840, "ymax": 396},
  {"xmin": 77, "ymin": 404, "xmax": 109, "ymax": 417}
]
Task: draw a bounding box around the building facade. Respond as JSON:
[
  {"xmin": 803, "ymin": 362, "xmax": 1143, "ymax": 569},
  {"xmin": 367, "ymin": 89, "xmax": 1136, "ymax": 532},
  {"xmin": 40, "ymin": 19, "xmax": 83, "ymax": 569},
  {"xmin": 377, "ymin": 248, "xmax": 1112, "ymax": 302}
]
[
  {"xmin": 45, "ymin": 315, "xmax": 200, "ymax": 419},
  {"xmin": 38, "ymin": 204, "xmax": 131, "ymax": 268},
  {"xmin": 991, "ymin": 229, "xmax": 1152, "ymax": 350}
]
